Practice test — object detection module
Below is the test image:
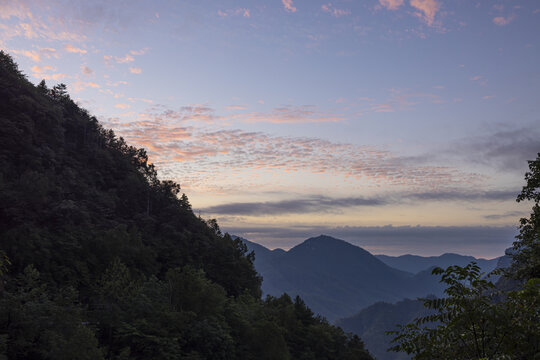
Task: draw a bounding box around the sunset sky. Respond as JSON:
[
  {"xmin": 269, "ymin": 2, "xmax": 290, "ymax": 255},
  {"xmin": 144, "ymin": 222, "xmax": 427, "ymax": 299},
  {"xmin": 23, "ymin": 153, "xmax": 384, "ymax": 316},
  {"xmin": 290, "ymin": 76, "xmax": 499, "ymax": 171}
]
[{"xmin": 2, "ymin": 0, "xmax": 539, "ymax": 257}]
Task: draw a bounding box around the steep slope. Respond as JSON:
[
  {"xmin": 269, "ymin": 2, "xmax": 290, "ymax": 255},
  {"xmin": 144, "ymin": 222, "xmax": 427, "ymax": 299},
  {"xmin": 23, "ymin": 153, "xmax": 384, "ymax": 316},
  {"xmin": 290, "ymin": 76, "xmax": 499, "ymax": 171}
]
[
  {"xmin": 337, "ymin": 299, "xmax": 429, "ymax": 360},
  {"xmin": 243, "ymin": 235, "xmax": 445, "ymax": 321},
  {"xmin": 0, "ymin": 52, "xmax": 374, "ymax": 360},
  {"xmin": 375, "ymin": 253, "xmax": 500, "ymax": 275}
]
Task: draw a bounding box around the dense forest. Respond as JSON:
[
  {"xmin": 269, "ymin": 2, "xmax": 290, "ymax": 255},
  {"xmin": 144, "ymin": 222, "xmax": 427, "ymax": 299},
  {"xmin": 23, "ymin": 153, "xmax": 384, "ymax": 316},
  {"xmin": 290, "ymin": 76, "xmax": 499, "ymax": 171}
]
[{"xmin": 0, "ymin": 51, "xmax": 373, "ymax": 359}]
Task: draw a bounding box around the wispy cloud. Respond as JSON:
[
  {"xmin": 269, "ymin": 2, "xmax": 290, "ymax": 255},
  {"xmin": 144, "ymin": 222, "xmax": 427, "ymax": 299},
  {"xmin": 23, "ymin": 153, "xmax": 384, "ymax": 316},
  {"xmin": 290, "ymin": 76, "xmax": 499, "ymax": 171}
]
[
  {"xmin": 233, "ymin": 105, "xmax": 345, "ymax": 124},
  {"xmin": 36, "ymin": 73, "xmax": 68, "ymax": 81},
  {"xmin": 470, "ymin": 75, "xmax": 488, "ymax": 86},
  {"xmin": 226, "ymin": 105, "xmax": 248, "ymax": 111},
  {"xmin": 31, "ymin": 65, "xmax": 55, "ymax": 73},
  {"xmin": 378, "ymin": 0, "xmax": 404, "ymax": 11},
  {"xmin": 116, "ymin": 54, "xmax": 134, "ymax": 63},
  {"xmin": 410, "ymin": 0, "xmax": 441, "ymax": 26},
  {"xmin": 493, "ymin": 15, "xmax": 515, "ymax": 26},
  {"xmin": 203, "ymin": 195, "xmax": 386, "ymax": 216},
  {"xmin": 451, "ymin": 127, "xmax": 540, "ymax": 171},
  {"xmin": 72, "ymin": 80, "xmax": 101, "ymax": 92},
  {"xmin": 128, "ymin": 97, "xmax": 153, "ymax": 104},
  {"xmin": 129, "ymin": 67, "xmax": 142, "ymax": 74},
  {"xmin": 104, "ymin": 54, "xmax": 135, "ymax": 65},
  {"xmin": 218, "ymin": 8, "xmax": 251, "ymax": 18},
  {"xmin": 130, "ymin": 48, "xmax": 149, "ymax": 56},
  {"xmin": 372, "ymin": 104, "xmax": 394, "ymax": 113},
  {"xmin": 0, "ymin": 1, "xmax": 29, "ymax": 19},
  {"xmin": 81, "ymin": 65, "xmax": 93, "ymax": 75},
  {"xmin": 106, "ymin": 107, "xmax": 481, "ymax": 191},
  {"xmin": 321, "ymin": 4, "xmax": 350, "ymax": 17},
  {"xmin": 65, "ymin": 44, "xmax": 87, "ymax": 54},
  {"xmin": 10, "ymin": 48, "xmax": 57, "ymax": 62},
  {"xmin": 202, "ymin": 189, "xmax": 517, "ymax": 216},
  {"xmin": 484, "ymin": 211, "xmax": 525, "ymax": 220},
  {"xmin": 282, "ymin": 0, "xmax": 297, "ymax": 13}
]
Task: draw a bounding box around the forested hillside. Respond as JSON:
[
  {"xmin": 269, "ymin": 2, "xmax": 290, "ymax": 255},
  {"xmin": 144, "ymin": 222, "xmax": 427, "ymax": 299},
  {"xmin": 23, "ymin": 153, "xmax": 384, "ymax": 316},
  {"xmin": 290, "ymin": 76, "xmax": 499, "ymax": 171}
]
[{"xmin": 0, "ymin": 51, "xmax": 373, "ymax": 360}]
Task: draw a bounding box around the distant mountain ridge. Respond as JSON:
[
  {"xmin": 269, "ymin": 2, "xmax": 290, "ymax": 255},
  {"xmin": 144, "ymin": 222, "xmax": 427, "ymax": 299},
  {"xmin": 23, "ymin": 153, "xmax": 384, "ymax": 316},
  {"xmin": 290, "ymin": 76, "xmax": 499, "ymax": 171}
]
[
  {"xmin": 337, "ymin": 298, "xmax": 428, "ymax": 360},
  {"xmin": 239, "ymin": 235, "xmax": 447, "ymax": 321},
  {"xmin": 375, "ymin": 253, "xmax": 500, "ymax": 275},
  {"xmin": 337, "ymin": 248, "xmax": 514, "ymax": 360}
]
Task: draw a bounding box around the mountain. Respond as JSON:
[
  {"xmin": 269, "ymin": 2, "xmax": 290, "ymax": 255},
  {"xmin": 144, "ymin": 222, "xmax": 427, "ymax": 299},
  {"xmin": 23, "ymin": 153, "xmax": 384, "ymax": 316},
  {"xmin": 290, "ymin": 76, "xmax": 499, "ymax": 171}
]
[
  {"xmin": 242, "ymin": 235, "xmax": 446, "ymax": 321},
  {"xmin": 0, "ymin": 52, "xmax": 373, "ymax": 360},
  {"xmin": 375, "ymin": 253, "xmax": 500, "ymax": 275},
  {"xmin": 337, "ymin": 248, "xmax": 515, "ymax": 360},
  {"xmin": 337, "ymin": 298, "xmax": 428, "ymax": 360}
]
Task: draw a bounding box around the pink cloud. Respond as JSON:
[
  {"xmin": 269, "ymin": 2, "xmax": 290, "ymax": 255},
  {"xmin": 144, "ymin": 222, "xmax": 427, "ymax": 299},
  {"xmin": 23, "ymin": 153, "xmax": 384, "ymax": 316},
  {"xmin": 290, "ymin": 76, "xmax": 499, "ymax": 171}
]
[
  {"xmin": 128, "ymin": 97, "xmax": 153, "ymax": 104},
  {"xmin": 219, "ymin": 8, "xmax": 250, "ymax": 18},
  {"xmin": 65, "ymin": 44, "xmax": 87, "ymax": 54},
  {"xmin": 226, "ymin": 105, "xmax": 248, "ymax": 111},
  {"xmin": 81, "ymin": 65, "xmax": 93, "ymax": 75},
  {"xmin": 282, "ymin": 0, "xmax": 297, "ymax": 13},
  {"xmin": 469, "ymin": 75, "xmax": 488, "ymax": 86},
  {"xmin": 322, "ymin": 3, "xmax": 351, "ymax": 17},
  {"xmin": 115, "ymin": 103, "xmax": 130, "ymax": 109},
  {"xmin": 10, "ymin": 49, "xmax": 57, "ymax": 62},
  {"xmin": 31, "ymin": 65, "xmax": 54, "ymax": 73},
  {"xmin": 129, "ymin": 67, "xmax": 142, "ymax": 74},
  {"xmin": 493, "ymin": 15, "xmax": 515, "ymax": 26},
  {"xmin": 105, "ymin": 111, "xmax": 481, "ymax": 192},
  {"xmin": 0, "ymin": 2, "xmax": 29, "ymax": 19},
  {"xmin": 372, "ymin": 104, "xmax": 394, "ymax": 113},
  {"xmin": 72, "ymin": 81, "xmax": 100, "ymax": 92},
  {"xmin": 378, "ymin": 0, "xmax": 404, "ymax": 11},
  {"xmin": 104, "ymin": 54, "xmax": 135, "ymax": 65},
  {"xmin": 410, "ymin": 0, "xmax": 441, "ymax": 26},
  {"xmin": 116, "ymin": 54, "xmax": 134, "ymax": 63},
  {"xmin": 19, "ymin": 23, "xmax": 38, "ymax": 38},
  {"xmin": 233, "ymin": 105, "xmax": 344, "ymax": 124},
  {"xmin": 38, "ymin": 73, "xmax": 68, "ymax": 81},
  {"xmin": 130, "ymin": 48, "xmax": 149, "ymax": 55},
  {"xmin": 106, "ymin": 80, "xmax": 129, "ymax": 87}
]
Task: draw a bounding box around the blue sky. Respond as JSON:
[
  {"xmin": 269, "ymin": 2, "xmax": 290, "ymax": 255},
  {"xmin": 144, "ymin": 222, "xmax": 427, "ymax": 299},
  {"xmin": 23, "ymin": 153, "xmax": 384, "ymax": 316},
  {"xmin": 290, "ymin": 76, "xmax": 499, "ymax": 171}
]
[{"xmin": 1, "ymin": 0, "xmax": 539, "ymax": 257}]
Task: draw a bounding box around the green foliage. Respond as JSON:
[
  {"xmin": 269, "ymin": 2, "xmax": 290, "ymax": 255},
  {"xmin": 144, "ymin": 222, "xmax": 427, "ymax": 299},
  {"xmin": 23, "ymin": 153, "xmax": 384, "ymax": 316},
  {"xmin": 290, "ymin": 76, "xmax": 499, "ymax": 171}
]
[
  {"xmin": 388, "ymin": 263, "xmax": 540, "ymax": 359},
  {"xmin": 513, "ymin": 152, "xmax": 540, "ymax": 280},
  {"xmin": 0, "ymin": 51, "xmax": 373, "ymax": 359},
  {"xmin": 0, "ymin": 266, "xmax": 104, "ymax": 359}
]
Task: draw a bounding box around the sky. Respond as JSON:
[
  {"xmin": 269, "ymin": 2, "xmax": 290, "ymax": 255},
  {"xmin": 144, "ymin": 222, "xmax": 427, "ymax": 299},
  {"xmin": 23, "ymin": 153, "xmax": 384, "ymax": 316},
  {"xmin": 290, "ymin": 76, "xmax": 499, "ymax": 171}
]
[{"xmin": 1, "ymin": 0, "xmax": 539, "ymax": 258}]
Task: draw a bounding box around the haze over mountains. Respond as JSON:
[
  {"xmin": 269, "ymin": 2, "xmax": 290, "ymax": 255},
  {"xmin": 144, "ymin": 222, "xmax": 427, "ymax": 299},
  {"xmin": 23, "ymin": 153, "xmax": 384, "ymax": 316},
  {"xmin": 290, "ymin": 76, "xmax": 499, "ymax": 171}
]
[
  {"xmin": 375, "ymin": 253, "xmax": 499, "ymax": 274},
  {"xmin": 241, "ymin": 235, "xmax": 503, "ymax": 322}
]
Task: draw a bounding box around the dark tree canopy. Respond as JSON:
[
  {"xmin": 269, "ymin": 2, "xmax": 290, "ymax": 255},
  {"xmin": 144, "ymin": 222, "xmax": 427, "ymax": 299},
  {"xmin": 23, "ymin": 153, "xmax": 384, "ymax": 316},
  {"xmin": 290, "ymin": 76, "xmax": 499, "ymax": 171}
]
[{"xmin": 513, "ymin": 152, "xmax": 540, "ymax": 280}]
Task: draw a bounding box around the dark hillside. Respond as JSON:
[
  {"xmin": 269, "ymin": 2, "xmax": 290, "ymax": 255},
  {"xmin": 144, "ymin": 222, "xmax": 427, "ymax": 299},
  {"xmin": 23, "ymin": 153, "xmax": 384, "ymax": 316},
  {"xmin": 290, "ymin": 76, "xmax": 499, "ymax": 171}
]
[
  {"xmin": 337, "ymin": 299, "xmax": 429, "ymax": 360},
  {"xmin": 0, "ymin": 51, "xmax": 373, "ymax": 360}
]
